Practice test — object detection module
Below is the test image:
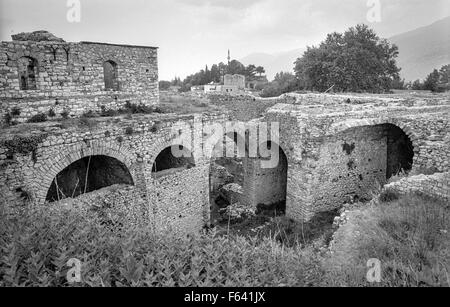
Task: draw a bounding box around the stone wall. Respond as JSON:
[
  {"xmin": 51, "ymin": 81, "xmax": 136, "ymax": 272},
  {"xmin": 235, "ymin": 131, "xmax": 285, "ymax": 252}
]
[
  {"xmin": 1, "ymin": 91, "xmax": 449, "ymax": 233},
  {"xmin": 0, "ymin": 113, "xmax": 227, "ymax": 234},
  {"xmin": 384, "ymin": 172, "xmax": 450, "ymax": 201},
  {"xmin": 0, "ymin": 37, "xmax": 158, "ymax": 123},
  {"xmin": 208, "ymin": 94, "xmax": 286, "ymax": 121},
  {"xmin": 264, "ymin": 93, "xmax": 450, "ymax": 220}
]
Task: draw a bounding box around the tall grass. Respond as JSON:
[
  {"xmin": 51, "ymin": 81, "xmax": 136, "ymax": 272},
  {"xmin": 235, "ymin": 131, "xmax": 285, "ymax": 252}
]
[
  {"xmin": 326, "ymin": 193, "xmax": 450, "ymax": 287},
  {"xmin": 0, "ymin": 204, "xmax": 323, "ymax": 287}
]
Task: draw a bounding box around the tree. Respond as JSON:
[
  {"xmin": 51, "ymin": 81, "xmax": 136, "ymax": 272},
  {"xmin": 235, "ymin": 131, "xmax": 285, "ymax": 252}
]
[
  {"xmin": 423, "ymin": 69, "xmax": 440, "ymax": 92},
  {"xmin": 256, "ymin": 66, "xmax": 265, "ymax": 77},
  {"xmin": 294, "ymin": 24, "xmax": 400, "ymax": 93},
  {"xmin": 178, "ymin": 59, "xmax": 265, "ymax": 90},
  {"xmin": 260, "ymin": 72, "xmax": 299, "ymax": 97},
  {"xmin": 439, "ymin": 64, "xmax": 450, "ymax": 85},
  {"xmin": 159, "ymin": 80, "xmax": 171, "ymax": 91},
  {"xmin": 227, "ymin": 60, "xmax": 246, "ymax": 75},
  {"xmin": 245, "ymin": 65, "xmax": 257, "ymax": 80},
  {"xmin": 411, "ymin": 79, "xmax": 423, "ymax": 90}
]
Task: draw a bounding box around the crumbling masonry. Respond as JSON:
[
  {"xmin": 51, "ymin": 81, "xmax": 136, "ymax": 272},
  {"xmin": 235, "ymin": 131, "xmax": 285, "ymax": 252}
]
[{"xmin": 0, "ymin": 33, "xmax": 449, "ymax": 235}]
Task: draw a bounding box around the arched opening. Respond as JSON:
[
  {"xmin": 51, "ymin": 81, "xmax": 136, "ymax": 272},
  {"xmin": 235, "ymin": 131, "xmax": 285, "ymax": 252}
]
[
  {"xmin": 151, "ymin": 145, "xmax": 195, "ymax": 177},
  {"xmin": 209, "ymin": 133, "xmax": 246, "ymax": 223},
  {"xmin": 46, "ymin": 155, "xmax": 134, "ymax": 202},
  {"xmin": 103, "ymin": 60, "xmax": 119, "ymax": 91},
  {"xmin": 313, "ymin": 123, "xmax": 414, "ymax": 209},
  {"xmin": 251, "ymin": 141, "xmax": 288, "ymax": 214},
  {"xmin": 209, "ymin": 133, "xmax": 288, "ymax": 224},
  {"xmin": 18, "ymin": 56, "xmax": 38, "ymax": 90},
  {"xmin": 384, "ymin": 124, "xmax": 414, "ymax": 179}
]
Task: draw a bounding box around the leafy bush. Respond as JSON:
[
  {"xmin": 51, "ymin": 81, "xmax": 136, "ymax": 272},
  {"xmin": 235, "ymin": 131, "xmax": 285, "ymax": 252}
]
[
  {"xmin": 124, "ymin": 127, "xmax": 134, "ymax": 135},
  {"xmin": 47, "ymin": 109, "xmax": 56, "ymax": 118},
  {"xmin": 0, "ymin": 205, "xmax": 324, "ymax": 287},
  {"xmin": 61, "ymin": 110, "xmax": 70, "ymax": 119},
  {"xmin": 81, "ymin": 110, "xmax": 96, "ymax": 118},
  {"xmin": 3, "ymin": 113, "xmax": 13, "ymax": 126},
  {"xmin": 11, "ymin": 107, "xmax": 21, "ymax": 117},
  {"xmin": 379, "ymin": 188, "xmax": 400, "ymax": 203},
  {"xmin": 27, "ymin": 113, "xmax": 47, "ymax": 123}
]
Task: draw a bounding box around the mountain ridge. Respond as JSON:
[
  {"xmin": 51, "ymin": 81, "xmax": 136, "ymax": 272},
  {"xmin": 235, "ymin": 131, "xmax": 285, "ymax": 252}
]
[{"xmin": 240, "ymin": 16, "xmax": 450, "ymax": 82}]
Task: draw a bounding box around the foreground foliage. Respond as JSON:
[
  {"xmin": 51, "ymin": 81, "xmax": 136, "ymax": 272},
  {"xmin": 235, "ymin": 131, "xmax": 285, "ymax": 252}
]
[
  {"xmin": 326, "ymin": 193, "xmax": 450, "ymax": 287},
  {"xmin": 0, "ymin": 205, "xmax": 323, "ymax": 287}
]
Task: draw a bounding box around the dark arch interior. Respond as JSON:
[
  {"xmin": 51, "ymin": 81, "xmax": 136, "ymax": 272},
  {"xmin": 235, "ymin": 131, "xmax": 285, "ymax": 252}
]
[
  {"xmin": 103, "ymin": 60, "xmax": 119, "ymax": 91},
  {"xmin": 384, "ymin": 124, "xmax": 414, "ymax": 178},
  {"xmin": 46, "ymin": 155, "xmax": 134, "ymax": 202},
  {"xmin": 151, "ymin": 145, "xmax": 195, "ymax": 174},
  {"xmin": 18, "ymin": 56, "xmax": 37, "ymax": 90},
  {"xmin": 254, "ymin": 141, "xmax": 288, "ymax": 214},
  {"xmin": 209, "ymin": 137, "xmax": 289, "ymax": 224}
]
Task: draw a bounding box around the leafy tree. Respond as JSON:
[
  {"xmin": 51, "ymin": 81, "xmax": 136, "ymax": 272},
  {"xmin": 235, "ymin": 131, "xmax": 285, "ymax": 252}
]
[
  {"xmin": 227, "ymin": 60, "xmax": 246, "ymax": 75},
  {"xmin": 294, "ymin": 24, "xmax": 400, "ymax": 93},
  {"xmin": 256, "ymin": 66, "xmax": 265, "ymax": 77},
  {"xmin": 158, "ymin": 80, "xmax": 171, "ymax": 91},
  {"xmin": 423, "ymin": 69, "xmax": 440, "ymax": 92},
  {"xmin": 260, "ymin": 72, "xmax": 299, "ymax": 97},
  {"xmin": 179, "ymin": 59, "xmax": 265, "ymax": 90},
  {"xmin": 245, "ymin": 64, "xmax": 257, "ymax": 80},
  {"xmin": 439, "ymin": 64, "xmax": 450, "ymax": 85},
  {"xmin": 411, "ymin": 79, "xmax": 423, "ymax": 90}
]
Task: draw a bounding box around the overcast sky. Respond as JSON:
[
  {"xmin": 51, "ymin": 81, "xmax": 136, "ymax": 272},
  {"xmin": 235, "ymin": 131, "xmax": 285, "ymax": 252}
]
[{"xmin": 0, "ymin": 0, "xmax": 449, "ymax": 80}]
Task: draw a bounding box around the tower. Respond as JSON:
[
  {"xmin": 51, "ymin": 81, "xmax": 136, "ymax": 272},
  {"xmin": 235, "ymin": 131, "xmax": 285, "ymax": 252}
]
[{"xmin": 227, "ymin": 49, "xmax": 231, "ymax": 66}]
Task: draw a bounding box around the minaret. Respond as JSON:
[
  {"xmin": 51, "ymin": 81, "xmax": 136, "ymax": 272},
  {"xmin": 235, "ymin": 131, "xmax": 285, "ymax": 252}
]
[{"xmin": 227, "ymin": 49, "xmax": 231, "ymax": 66}]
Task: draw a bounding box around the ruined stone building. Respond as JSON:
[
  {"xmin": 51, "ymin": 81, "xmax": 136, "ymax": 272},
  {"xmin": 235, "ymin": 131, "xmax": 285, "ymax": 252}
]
[
  {"xmin": 0, "ymin": 32, "xmax": 449, "ymax": 236},
  {"xmin": 223, "ymin": 74, "xmax": 245, "ymax": 94},
  {"xmin": 0, "ymin": 31, "xmax": 158, "ymax": 124}
]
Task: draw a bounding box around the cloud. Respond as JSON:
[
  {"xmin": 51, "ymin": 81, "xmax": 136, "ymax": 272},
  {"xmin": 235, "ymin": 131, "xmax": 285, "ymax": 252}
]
[{"xmin": 179, "ymin": 0, "xmax": 262, "ymax": 10}]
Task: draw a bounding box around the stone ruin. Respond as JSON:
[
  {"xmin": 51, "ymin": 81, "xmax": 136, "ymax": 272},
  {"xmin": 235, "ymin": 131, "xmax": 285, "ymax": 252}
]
[{"xmin": 0, "ymin": 32, "xmax": 449, "ymax": 235}]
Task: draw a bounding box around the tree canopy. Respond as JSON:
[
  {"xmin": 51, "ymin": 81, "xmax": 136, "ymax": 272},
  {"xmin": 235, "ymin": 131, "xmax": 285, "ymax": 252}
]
[
  {"xmin": 171, "ymin": 59, "xmax": 265, "ymax": 92},
  {"xmin": 294, "ymin": 24, "xmax": 401, "ymax": 93}
]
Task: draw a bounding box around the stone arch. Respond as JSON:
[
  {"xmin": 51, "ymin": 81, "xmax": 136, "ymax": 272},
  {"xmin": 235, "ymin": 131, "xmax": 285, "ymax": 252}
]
[
  {"xmin": 331, "ymin": 118, "xmax": 419, "ymax": 150},
  {"xmin": 151, "ymin": 145, "xmax": 195, "ymax": 178},
  {"xmin": 103, "ymin": 60, "xmax": 119, "ymax": 91},
  {"xmin": 208, "ymin": 131, "xmax": 247, "ymax": 223},
  {"xmin": 331, "ymin": 119, "xmax": 416, "ymax": 179},
  {"xmin": 247, "ymin": 140, "xmax": 288, "ymax": 214},
  {"xmin": 35, "ymin": 143, "xmax": 137, "ymax": 203},
  {"xmin": 45, "ymin": 155, "xmax": 134, "ymax": 202},
  {"xmin": 18, "ymin": 56, "xmax": 38, "ymax": 90}
]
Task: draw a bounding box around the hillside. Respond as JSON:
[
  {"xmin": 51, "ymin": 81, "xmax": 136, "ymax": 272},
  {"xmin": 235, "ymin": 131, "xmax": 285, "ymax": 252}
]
[
  {"xmin": 240, "ymin": 16, "xmax": 450, "ymax": 82},
  {"xmin": 389, "ymin": 16, "xmax": 450, "ymax": 81},
  {"xmin": 240, "ymin": 48, "xmax": 304, "ymax": 80}
]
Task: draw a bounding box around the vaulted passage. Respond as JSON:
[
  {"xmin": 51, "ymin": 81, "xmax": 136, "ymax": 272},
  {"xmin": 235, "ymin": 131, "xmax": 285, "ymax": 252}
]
[
  {"xmin": 151, "ymin": 145, "xmax": 195, "ymax": 177},
  {"xmin": 46, "ymin": 155, "xmax": 133, "ymax": 202},
  {"xmin": 209, "ymin": 134, "xmax": 288, "ymax": 223},
  {"xmin": 245, "ymin": 141, "xmax": 288, "ymax": 214},
  {"xmin": 312, "ymin": 123, "xmax": 414, "ymax": 210}
]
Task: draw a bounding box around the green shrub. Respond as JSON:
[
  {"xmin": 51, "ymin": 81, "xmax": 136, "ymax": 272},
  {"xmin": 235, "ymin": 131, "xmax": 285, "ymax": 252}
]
[
  {"xmin": 47, "ymin": 109, "xmax": 56, "ymax": 118},
  {"xmin": 27, "ymin": 113, "xmax": 47, "ymax": 123},
  {"xmin": 0, "ymin": 205, "xmax": 324, "ymax": 287},
  {"xmin": 3, "ymin": 113, "xmax": 13, "ymax": 126},
  {"xmin": 326, "ymin": 193, "xmax": 450, "ymax": 287},
  {"xmin": 61, "ymin": 110, "xmax": 70, "ymax": 119},
  {"xmin": 81, "ymin": 110, "xmax": 96, "ymax": 118},
  {"xmin": 125, "ymin": 127, "xmax": 134, "ymax": 135},
  {"xmin": 11, "ymin": 107, "xmax": 21, "ymax": 116},
  {"xmin": 379, "ymin": 188, "xmax": 400, "ymax": 203}
]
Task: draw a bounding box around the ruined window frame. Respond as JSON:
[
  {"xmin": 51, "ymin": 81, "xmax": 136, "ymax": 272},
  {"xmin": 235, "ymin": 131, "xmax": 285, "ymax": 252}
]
[
  {"xmin": 103, "ymin": 60, "xmax": 119, "ymax": 91},
  {"xmin": 18, "ymin": 56, "xmax": 38, "ymax": 91}
]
